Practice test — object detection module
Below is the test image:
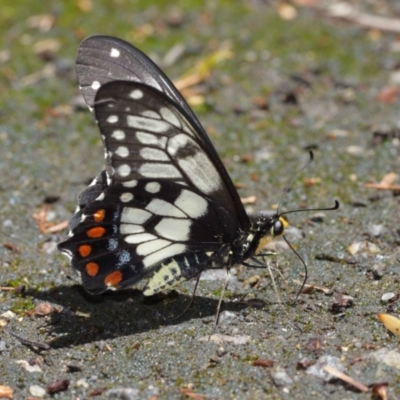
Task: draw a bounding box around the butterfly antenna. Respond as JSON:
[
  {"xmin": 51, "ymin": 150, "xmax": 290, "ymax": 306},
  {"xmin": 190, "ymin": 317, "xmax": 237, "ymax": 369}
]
[
  {"xmin": 279, "ymin": 200, "xmax": 339, "ymax": 219},
  {"xmin": 277, "ymin": 150, "xmax": 314, "ymax": 215}
]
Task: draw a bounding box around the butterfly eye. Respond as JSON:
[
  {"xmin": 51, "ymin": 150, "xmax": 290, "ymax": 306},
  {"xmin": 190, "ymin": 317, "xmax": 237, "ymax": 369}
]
[{"xmin": 273, "ymin": 219, "xmax": 284, "ymax": 236}]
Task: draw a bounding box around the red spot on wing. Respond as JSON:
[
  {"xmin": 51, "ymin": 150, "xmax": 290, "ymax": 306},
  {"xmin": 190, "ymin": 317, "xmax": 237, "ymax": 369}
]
[
  {"xmin": 86, "ymin": 262, "xmax": 99, "ymax": 276},
  {"xmin": 104, "ymin": 271, "xmax": 123, "ymax": 287},
  {"xmin": 78, "ymin": 245, "xmax": 92, "ymax": 258},
  {"xmin": 87, "ymin": 227, "xmax": 105, "ymax": 238},
  {"xmin": 93, "ymin": 209, "xmax": 105, "ymax": 222}
]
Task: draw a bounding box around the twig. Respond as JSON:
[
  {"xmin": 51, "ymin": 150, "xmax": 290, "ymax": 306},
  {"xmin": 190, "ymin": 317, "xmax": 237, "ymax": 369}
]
[
  {"xmin": 5, "ymin": 328, "xmax": 50, "ymax": 350},
  {"xmin": 323, "ymin": 366, "xmax": 368, "ymax": 392}
]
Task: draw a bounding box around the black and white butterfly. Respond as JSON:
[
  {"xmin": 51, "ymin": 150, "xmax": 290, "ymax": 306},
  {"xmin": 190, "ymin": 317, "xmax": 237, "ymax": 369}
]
[{"xmin": 58, "ymin": 36, "xmax": 328, "ymax": 297}]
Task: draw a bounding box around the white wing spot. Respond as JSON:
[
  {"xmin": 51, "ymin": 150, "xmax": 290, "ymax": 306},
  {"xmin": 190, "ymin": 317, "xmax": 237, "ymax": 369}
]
[
  {"xmin": 167, "ymin": 134, "xmax": 188, "ymax": 156},
  {"xmin": 142, "ymin": 243, "xmax": 186, "ymax": 269},
  {"xmin": 115, "ymin": 146, "xmax": 129, "ymax": 158},
  {"xmin": 110, "ymin": 48, "xmax": 120, "ymax": 58},
  {"xmin": 155, "ymin": 218, "xmax": 191, "ymax": 241},
  {"xmin": 142, "ymin": 110, "xmax": 160, "ymax": 119},
  {"xmin": 178, "ymin": 152, "xmax": 221, "ymax": 194},
  {"xmin": 139, "ymin": 163, "xmax": 181, "ymax": 178},
  {"xmin": 129, "ymin": 89, "xmax": 143, "ymax": 99},
  {"xmin": 91, "ymin": 80, "xmax": 101, "ymax": 90},
  {"xmin": 145, "ymin": 182, "xmax": 161, "ymax": 193},
  {"xmin": 122, "ymin": 180, "xmax": 138, "ymax": 188},
  {"xmin": 124, "ymin": 233, "xmax": 157, "ymax": 244},
  {"xmin": 120, "ymin": 192, "xmax": 134, "ymax": 202},
  {"xmin": 136, "ymin": 239, "xmax": 171, "ymax": 256},
  {"xmin": 160, "ymin": 107, "xmax": 180, "ymax": 127},
  {"xmin": 121, "ymin": 207, "xmax": 152, "ymax": 224},
  {"xmin": 120, "ymin": 224, "xmax": 144, "ymax": 234},
  {"xmin": 174, "ymin": 190, "xmax": 208, "ymax": 218},
  {"xmin": 140, "ymin": 147, "xmax": 169, "ymax": 161},
  {"xmin": 106, "ymin": 170, "xmax": 112, "ymax": 184},
  {"xmin": 95, "ymin": 192, "xmax": 105, "ymax": 201},
  {"xmin": 127, "ymin": 115, "xmax": 170, "ymax": 132},
  {"xmin": 136, "ymin": 131, "xmax": 167, "ymax": 148},
  {"xmin": 146, "ymin": 199, "xmax": 186, "ymax": 218},
  {"xmin": 107, "ymin": 115, "xmax": 118, "ymax": 124},
  {"xmin": 112, "ymin": 130, "xmax": 126, "ymax": 140},
  {"xmin": 117, "ymin": 164, "xmax": 131, "ymax": 177}
]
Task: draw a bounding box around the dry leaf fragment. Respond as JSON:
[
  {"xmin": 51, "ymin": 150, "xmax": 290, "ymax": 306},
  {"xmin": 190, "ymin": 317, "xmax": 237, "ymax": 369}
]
[
  {"xmin": 3, "ymin": 242, "xmax": 20, "ymax": 253},
  {"xmin": 253, "ymin": 358, "xmax": 274, "ymax": 367},
  {"xmin": 278, "ymin": 2, "xmax": 297, "ymax": 20},
  {"xmin": 198, "ymin": 334, "xmax": 251, "ymax": 345},
  {"xmin": 377, "ymin": 87, "xmax": 400, "ymax": 103},
  {"xmin": 372, "ymin": 382, "xmax": 389, "ymax": 400},
  {"xmin": 47, "ymin": 379, "xmax": 70, "ymax": 395},
  {"xmin": 365, "ymin": 172, "xmax": 400, "ymax": 190},
  {"xmin": 32, "ymin": 205, "xmax": 68, "ymax": 234},
  {"xmin": 0, "ymin": 385, "xmax": 13, "ymax": 399},
  {"xmin": 304, "ymin": 177, "xmax": 321, "ymax": 187},
  {"xmin": 174, "ymin": 46, "xmax": 232, "ymax": 92},
  {"xmin": 347, "ymin": 241, "xmax": 380, "ymax": 255},
  {"xmin": 378, "ymin": 313, "xmax": 400, "ymax": 336},
  {"xmin": 15, "ymin": 360, "xmax": 42, "ymax": 373},
  {"xmin": 179, "ymin": 387, "xmax": 208, "ymax": 400},
  {"xmin": 240, "ymin": 195, "xmax": 257, "ymax": 205},
  {"xmin": 34, "ymin": 302, "xmax": 56, "ymax": 316}
]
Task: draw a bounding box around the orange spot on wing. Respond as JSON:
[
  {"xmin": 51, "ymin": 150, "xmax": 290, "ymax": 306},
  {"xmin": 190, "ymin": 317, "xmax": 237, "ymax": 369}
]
[
  {"xmin": 86, "ymin": 262, "xmax": 99, "ymax": 276},
  {"xmin": 104, "ymin": 271, "xmax": 123, "ymax": 287},
  {"xmin": 87, "ymin": 226, "xmax": 105, "ymax": 238},
  {"xmin": 78, "ymin": 245, "xmax": 92, "ymax": 258},
  {"xmin": 93, "ymin": 209, "xmax": 105, "ymax": 222}
]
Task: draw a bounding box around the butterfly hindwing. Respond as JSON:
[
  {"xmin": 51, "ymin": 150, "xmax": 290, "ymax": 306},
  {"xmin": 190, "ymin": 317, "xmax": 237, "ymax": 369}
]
[{"xmin": 59, "ymin": 179, "xmax": 237, "ymax": 294}]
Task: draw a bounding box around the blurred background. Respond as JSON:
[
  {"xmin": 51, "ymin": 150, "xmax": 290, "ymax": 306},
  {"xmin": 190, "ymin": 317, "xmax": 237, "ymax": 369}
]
[{"xmin": 1, "ymin": 1, "xmax": 400, "ymax": 399}]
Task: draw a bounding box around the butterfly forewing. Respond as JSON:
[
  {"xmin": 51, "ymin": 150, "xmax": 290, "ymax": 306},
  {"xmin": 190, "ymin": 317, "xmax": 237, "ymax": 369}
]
[
  {"xmin": 76, "ymin": 35, "xmax": 200, "ymax": 126},
  {"xmin": 95, "ymin": 81, "xmax": 249, "ymax": 225},
  {"xmin": 76, "ymin": 36, "xmax": 250, "ymax": 230}
]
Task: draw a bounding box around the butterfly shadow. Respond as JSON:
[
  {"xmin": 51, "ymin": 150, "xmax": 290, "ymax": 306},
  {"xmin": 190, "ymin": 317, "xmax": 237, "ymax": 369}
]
[{"xmin": 25, "ymin": 284, "xmax": 251, "ymax": 348}]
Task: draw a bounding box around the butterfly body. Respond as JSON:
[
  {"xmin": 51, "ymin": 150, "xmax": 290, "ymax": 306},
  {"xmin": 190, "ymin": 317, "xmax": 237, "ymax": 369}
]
[{"xmin": 58, "ymin": 36, "xmax": 287, "ymax": 295}]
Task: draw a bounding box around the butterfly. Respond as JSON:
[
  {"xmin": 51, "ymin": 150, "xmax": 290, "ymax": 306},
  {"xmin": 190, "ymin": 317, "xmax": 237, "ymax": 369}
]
[{"xmin": 58, "ymin": 36, "xmax": 334, "ymax": 297}]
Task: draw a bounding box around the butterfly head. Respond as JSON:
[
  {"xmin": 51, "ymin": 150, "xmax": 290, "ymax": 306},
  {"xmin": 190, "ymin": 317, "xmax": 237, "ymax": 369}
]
[{"xmin": 242, "ymin": 213, "xmax": 289, "ymax": 258}]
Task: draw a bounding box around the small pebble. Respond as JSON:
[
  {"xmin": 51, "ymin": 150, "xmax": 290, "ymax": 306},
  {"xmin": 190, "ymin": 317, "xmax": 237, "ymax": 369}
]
[
  {"xmin": 368, "ymin": 224, "xmax": 385, "ymax": 237},
  {"xmin": 307, "ymin": 355, "xmax": 344, "ymax": 382},
  {"xmin": 381, "ymin": 292, "xmax": 396, "ymax": 302},
  {"xmin": 372, "ymin": 264, "xmax": 385, "ymax": 280},
  {"xmin": 216, "ymin": 347, "xmax": 227, "ymax": 357},
  {"xmin": 308, "ymin": 212, "xmax": 326, "ymax": 223},
  {"xmin": 1, "ymin": 311, "xmax": 16, "ymax": 320},
  {"xmin": 77, "ymin": 379, "xmax": 89, "ymax": 388},
  {"xmin": 271, "ymin": 367, "xmax": 293, "ymax": 387},
  {"xmin": 218, "ymin": 311, "xmax": 237, "ymax": 324},
  {"xmin": 29, "ymin": 385, "xmax": 46, "ymax": 398},
  {"xmin": 106, "ymin": 388, "xmax": 140, "ymax": 399}
]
